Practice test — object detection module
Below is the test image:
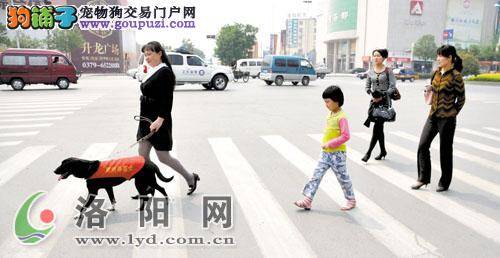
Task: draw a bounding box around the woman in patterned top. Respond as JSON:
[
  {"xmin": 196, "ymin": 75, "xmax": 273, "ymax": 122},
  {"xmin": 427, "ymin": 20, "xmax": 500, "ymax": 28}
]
[
  {"xmin": 362, "ymin": 49, "xmax": 397, "ymax": 162},
  {"xmin": 412, "ymin": 45, "xmax": 465, "ymax": 192}
]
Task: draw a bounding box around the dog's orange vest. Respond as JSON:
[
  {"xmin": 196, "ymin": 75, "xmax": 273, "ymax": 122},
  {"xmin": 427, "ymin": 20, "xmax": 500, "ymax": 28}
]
[{"xmin": 89, "ymin": 156, "xmax": 146, "ymax": 180}]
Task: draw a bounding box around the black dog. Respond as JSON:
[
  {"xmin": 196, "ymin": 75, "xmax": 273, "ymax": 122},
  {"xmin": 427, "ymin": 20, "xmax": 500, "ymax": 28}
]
[{"xmin": 54, "ymin": 156, "xmax": 173, "ymax": 217}]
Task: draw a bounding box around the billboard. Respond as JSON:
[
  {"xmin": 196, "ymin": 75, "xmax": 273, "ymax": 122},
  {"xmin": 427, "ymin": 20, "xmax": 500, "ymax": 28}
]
[
  {"xmin": 68, "ymin": 0, "xmax": 124, "ymax": 73},
  {"xmin": 327, "ymin": 0, "xmax": 357, "ymax": 33},
  {"xmin": 445, "ymin": 0, "xmax": 484, "ymax": 47}
]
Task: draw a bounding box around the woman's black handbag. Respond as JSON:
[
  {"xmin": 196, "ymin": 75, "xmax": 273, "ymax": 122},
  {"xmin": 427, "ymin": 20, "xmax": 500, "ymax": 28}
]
[{"xmin": 372, "ymin": 105, "xmax": 396, "ymax": 122}]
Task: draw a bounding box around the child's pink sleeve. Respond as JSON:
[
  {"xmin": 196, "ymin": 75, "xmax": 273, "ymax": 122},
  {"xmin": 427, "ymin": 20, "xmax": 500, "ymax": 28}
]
[{"xmin": 326, "ymin": 118, "xmax": 350, "ymax": 148}]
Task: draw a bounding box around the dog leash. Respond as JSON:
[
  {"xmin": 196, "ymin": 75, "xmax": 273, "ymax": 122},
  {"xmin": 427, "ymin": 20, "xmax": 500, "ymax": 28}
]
[
  {"xmin": 109, "ymin": 116, "xmax": 156, "ymax": 157},
  {"xmin": 130, "ymin": 115, "xmax": 156, "ymax": 148}
]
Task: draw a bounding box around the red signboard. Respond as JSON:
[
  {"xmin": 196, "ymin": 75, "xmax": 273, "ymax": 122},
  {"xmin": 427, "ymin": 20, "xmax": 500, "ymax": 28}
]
[{"xmin": 410, "ymin": 0, "xmax": 424, "ymax": 16}]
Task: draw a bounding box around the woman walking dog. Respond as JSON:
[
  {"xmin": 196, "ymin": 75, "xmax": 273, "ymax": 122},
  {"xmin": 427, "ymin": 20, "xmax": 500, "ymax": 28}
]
[{"xmin": 136, "ymin": 41, "xmax": 200, "ymax": 195}]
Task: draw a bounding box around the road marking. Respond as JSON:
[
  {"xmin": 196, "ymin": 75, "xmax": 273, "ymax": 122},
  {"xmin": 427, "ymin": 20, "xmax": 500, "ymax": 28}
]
[
  {"xmin": 0, "ymin": 101, "xmax": 93, "ymax": 106},
  {"xmin": 0, "ymin": 131, "xmax": 39, "ymax": 137},
  {"xmin": 0, "ymin": 141, "xmax": 22, "ymax": 147},
  {"xmin": 0, "ymin": 145, "xmax": 55, "ymax": 186},
  {"xmin": 0, "ymin": 117, "xmax": 64, "ymax": 123},
  {"xmin": 390, "ymin": 131, "xmax": 500, "ymax": 173},
  {"xmin": 483, "ymin": 127, "xmax": 500, "ymax": 134},
  {"xmin": 0, "ymin": 123, "xmax": 53, "ymax": 129},
  {"xmin": 263, "ymin": 135, "xmax": 440, "ymax": 257},
  {"xmin": 0, "ymin": 107, "xmax": 81, "ymax": 113},
  {"xmin": 457, "ymin": 128, "xmax": 500, "ymax": 142},
  {"xmin": 0, "ymin": 112, "xmax": 74, "ymax": 118},
  {"xmin": 0, "ymin": 143, "xmax": 117, "ymax": 258},
  {"xmin": 133, "ymin": 145, "xmax": 187, "ymax": 258},
  {"xmin": 209, "ymin": 138, "xmax": 317, "ymax": 258},
  {"xmin": 309, "ymin": 133, "xmax": 500, "ymax": 244},
  {"xmin": 454, "ymin": 136, "xmax": 500, "ymax": 156},
  {"xmin": 354, "ymin": 132, "xmax": 500, "ymax": 199}
]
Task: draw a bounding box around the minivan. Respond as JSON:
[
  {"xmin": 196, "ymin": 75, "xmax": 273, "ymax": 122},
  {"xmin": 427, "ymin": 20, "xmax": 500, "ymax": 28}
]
[
  {"xmin": 0, "ymin": 49, "xmax": 79, "ymax": 90},
  {"xmin": 260, "ymin": 55, "xmax": 317, "ymax": 86},
  {"xmin": 235, "ymin": 58, "xmax": 263, "ymax": 78}
]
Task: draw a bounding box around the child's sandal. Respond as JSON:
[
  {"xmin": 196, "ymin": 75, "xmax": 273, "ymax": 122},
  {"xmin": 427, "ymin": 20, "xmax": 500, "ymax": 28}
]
[
  {"xmin": 294, "ymin": 197, "xmax": 312, "ymax": 210},
  {"xmin": 340, "ymin": 199, "xmax": 356, "ymax": 211}
]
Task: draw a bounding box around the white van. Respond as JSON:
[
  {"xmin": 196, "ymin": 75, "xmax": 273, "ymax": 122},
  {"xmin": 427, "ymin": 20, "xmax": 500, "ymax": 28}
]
[{"xmin": 236, "ymin": 58, "xmax": 263, "ymax": 78}]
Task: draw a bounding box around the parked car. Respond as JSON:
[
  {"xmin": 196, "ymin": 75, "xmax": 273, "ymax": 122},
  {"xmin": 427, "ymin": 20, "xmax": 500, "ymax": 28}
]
[
  {"xmin": 315, "ymin": 64, "xmax": 332, "ymax": 79},
  {"xmin": 260, "ymin": 55, "xmax": 317, "ymax": 86},
  {"xmin": 350, "ymin": 67, "xmax": 367, "ymax": 74},
  {"xmin": 356, "ymin": 71, "xmax": 368, "ymax": 79},
  {"xmin": 235, "ymin": 58, "xmax": 262, "ymax": 78},
  {"xmin": 393, "ymin": 68, "xmax": 418, "ymax": 82},
  {"xmin": 0, "ymin": 48, "xmax": 79, "ymax": 90}
]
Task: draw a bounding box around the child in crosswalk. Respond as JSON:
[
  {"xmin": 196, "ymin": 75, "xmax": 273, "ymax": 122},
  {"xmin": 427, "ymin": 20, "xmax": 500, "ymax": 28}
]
[{"xmin": 295, "ymin": 85, "xmax": 356, "ymax": 211}]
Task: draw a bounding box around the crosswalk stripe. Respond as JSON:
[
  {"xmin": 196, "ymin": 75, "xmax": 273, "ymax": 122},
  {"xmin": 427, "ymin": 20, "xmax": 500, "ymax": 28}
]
[
  {"xmin": 0, "ymin": 141, "xmax": 22, "ymax": 147},
  {"xmin": 0, "ymin": 123, "xmax": 53, "ymax": 129},
  {"xmin": 0, "ymin": 101, "xmax": 93, "ymax": 106},
  {"xmin": 0, "ymin": 107, "xmax": 81, "ymax": 113},
  {"xmin": 209, "ymin": 138, "xmax": 317, "ymax": 258},
  {"xmin": 453, "ymin": 136, "xmax": 500, "ymax": 156},
  {"xmin": 457, "ymin": 128, "xmax": 500, "ymax": 142},
  {"xmin": 263, "ymin": 135, "xmax": 440, "ymax": 257},
  {"xmin": 0, "ymin": 103, "xmax": 89, "ymax": 109},
  {"xmin": 353, "ymin": 132, "xmax": 500, "ymax": 199},
  {"xmin": 0, "ymin": 117, "xmax": 64, "ymax": 123},
  {"xmin": 0, "ymin": 145, "xmax": 55, "ymax": 186},
  {"xmin": 133, "ymin": 146, "xmax": 188, "ymax": 258},
  {"xmin": 0, "ymin": 131, "xmax": 39, "ymax": 137},
  {"xmin": 0, "ymin": 143, "xmax": 117, "ymax": 258},
  {"xmin": 0, "ymin": 112, "xmax": 74, "ymax": 118},
  {"xmin": 390, "ymin": 131, "xmax": 500, "ymax": 173},
  {"xmin": 0, "ymin": 97, "xmax": 102, "ymax": 103},
  {"xmin": 483, "ymin": 127, "xmax": 500, "ymax": 134},
  {"xmin": 341, "ymin": 144, "xmax": 500, "ymax": 244}
]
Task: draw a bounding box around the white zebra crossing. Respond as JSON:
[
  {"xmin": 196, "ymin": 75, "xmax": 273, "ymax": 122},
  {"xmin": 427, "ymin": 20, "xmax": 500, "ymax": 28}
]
[
  {"xmin": 308, "ymin": 134, "xmax": 500, "ymax": 244},
  {"xmin": 0, "ymin": 145, "xmax": 55, "ymax": 186},
  {"xmin": 390, "ymin": 131, "xmax": 500, "ymax": 173},
  {"xmin": 0, "ymin": 131, "xmax": 39, "ymax": 137},
  {"xmin": 453, "ymin": 136, "xmax": 500, "ymax": 156},
  {"xmin": 353, "ymin": 132, "xmax": 500, "ymax": 199},
  {"xmin": 263, "ymin": 135, "xmax": 440, "ymax": 257},
  {"xmin": 209, "ymin": 138, "xmax": 317, "ymax": 258},
  {"xmin": 133, "ymin": 146, "xmax": 188, "ymax": 258},
  {"xmin": 0, "ymin": 141, "xmax": 22, "ymax": 147},
  {"xmin": 457, "ymin": 128, "xmax": 500, "ymax": 142},
  {"xmin": 0, "ymin": 143, "xmax": 117, "ymax": 258},
  {"xmin": 0, "ymin": 112, "xmax": 74, "ymax": 118},
  {"xmin": 0, "ymin": 117, "xmax": 64, "ymax": 122},
  {"xmin": 0, "ymin": 101, "xmax": 93, "ymax": 106},
  {"xmin": 0, "ymin": 123, "xmax": 53, "ymax": 129},
  {"xmin": 0, "ymin": 107, "xmax": 81, "ymax": 113},
  {"xmin": 0, "ymin": 103, "xmax": 91, "ymax": 109},
  {"xmin": 483, "ymin": 127, "xmax": 500, "ymax": 134}
]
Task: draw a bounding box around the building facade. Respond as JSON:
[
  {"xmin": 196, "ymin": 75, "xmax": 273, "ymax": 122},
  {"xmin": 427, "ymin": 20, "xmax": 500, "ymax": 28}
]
[{"xmin": 320, "ymin": 0, "xmax": 498, "ymax": 73}]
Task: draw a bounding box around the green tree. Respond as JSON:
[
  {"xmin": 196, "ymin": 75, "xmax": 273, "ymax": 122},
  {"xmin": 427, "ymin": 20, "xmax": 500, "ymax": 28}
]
[
  {"xmin": 0, "ymin": 22, "xmax": 11, "ymax": 49},
  {"xmin": 459, "ymin": 52, "xmax": 480, "ymax": 76},
  {"xmin": 47, "ymin": 27, "xmax": 85, "ymax": 61},
  {"xmin": 214, "ymin": 23, "xmax": 258, "ymax": 65},
  {"xmin": 15, "ymin": 32, "xmax": 43, "ymax": 48},
  {"xmin": 180, "ymin": 38, "xmax": 205, "ymax": 59},
  {"xmin": 413, "ymin": 34, "xmax": 437, "ymax": 61}
]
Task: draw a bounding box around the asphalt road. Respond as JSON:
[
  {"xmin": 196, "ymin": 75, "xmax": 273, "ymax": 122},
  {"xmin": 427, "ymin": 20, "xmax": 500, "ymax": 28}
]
[{"xmin": 0, "ymin": 75, "xmax": 499, "ymax": 258}]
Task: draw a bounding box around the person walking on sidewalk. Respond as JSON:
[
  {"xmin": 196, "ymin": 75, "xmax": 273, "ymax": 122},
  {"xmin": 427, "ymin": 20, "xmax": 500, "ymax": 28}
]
[
  {"xmin": 362, "ymin": 49, "xmax": 397, "ymax": 162},
  {"xmin": 294, "ymin": 85, "xmax": 356, "ymax": 211},
  {"xmin": 412, "ymin": 45, "xmax": 465, "ymax": 192}
]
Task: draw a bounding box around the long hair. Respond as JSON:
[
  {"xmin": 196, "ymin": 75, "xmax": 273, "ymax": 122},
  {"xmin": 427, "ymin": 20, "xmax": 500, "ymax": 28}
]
[
  {"xmin": 436, "ymin": 45, "xmax": 463, "ymax": 72},
  {"xmin": 141, "ymin": 41, "xmax": 176, "ymax": 82}
]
